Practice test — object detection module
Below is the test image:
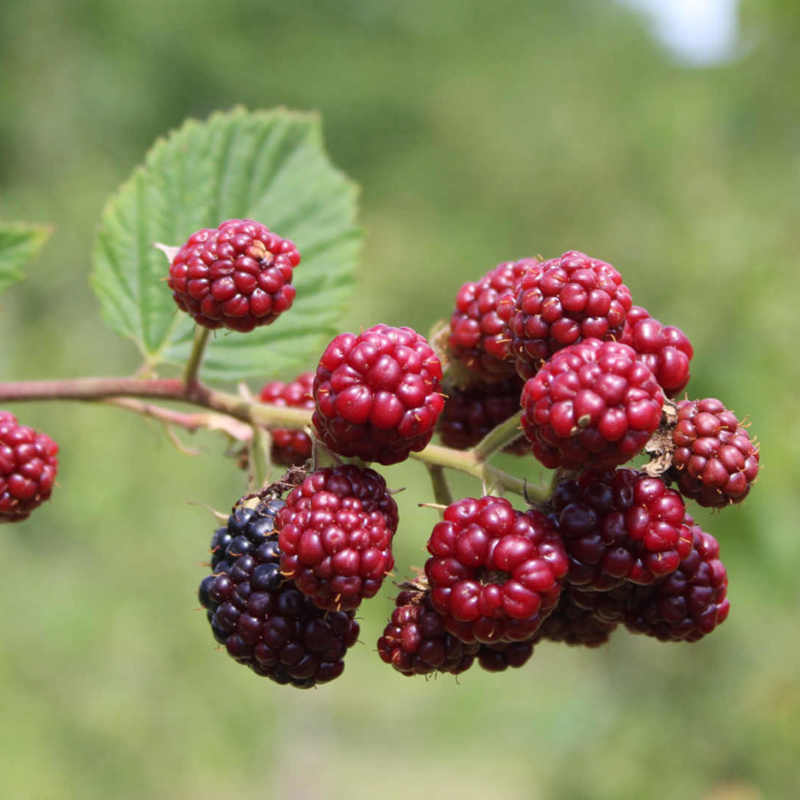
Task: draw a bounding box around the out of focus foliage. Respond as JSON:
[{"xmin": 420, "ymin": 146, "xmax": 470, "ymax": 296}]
[{"xmin": 0, "ymin": 2, "xmax": 795, "ymax": 798}]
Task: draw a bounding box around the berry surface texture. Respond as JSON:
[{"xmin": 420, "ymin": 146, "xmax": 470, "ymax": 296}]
[
  {"xmin": 521, "ymin": 338, "xmax": 664, "ymax": 469},
  {"xmin": 312, "ymin": 324, "xmax": 445, "ymax": 465},
  {"xmin": 168, "ymin": 218, "xmax": 300, "ymax": 332}
]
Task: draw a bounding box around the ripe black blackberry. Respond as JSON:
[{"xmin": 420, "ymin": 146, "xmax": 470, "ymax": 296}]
[
  {"xmin": 209, "ymin": 497, "xmax": 286, "ymax": 571},
  {"xmin": 199, "ymin": 498, "xmax": 359, "ymax": 688}
]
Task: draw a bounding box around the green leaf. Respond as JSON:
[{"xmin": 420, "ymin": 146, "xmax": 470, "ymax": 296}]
[
  {"xmin": 91, "ymin": 108, "xmax": 360, "ymax": 380},
  {"xmin": 0, "ymin": 222, "xmax": 52, "ymax": 295}
]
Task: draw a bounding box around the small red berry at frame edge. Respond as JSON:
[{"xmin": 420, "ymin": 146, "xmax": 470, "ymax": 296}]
[
  {"xmin": 0, "ymin": 411, "xmax": 59, "ymax": 523},
  {"xmin": 168, "ymin": 219, "xmax": 300, "ymax": 332}
]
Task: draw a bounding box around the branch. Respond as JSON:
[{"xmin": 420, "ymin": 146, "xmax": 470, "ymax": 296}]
[
  {"xmin": 0, "ymin": 377, "xmax": 312, "ymax": 429},
  {"xmin": 103, "ymin": 398, "xmax": 253, "ymax": 440},
  {"xmin": 0, "ymin": 376, "xmax": 553, "ymax": 503}
]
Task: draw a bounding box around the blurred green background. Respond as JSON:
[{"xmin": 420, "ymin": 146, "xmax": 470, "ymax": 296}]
[{"xmin": 1, "ymin": 1, "xmax": 797, "ymax": 797}]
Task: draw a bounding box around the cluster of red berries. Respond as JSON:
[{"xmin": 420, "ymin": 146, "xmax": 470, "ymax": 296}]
[
  {"xmin": 2, "ymin": 219, "xmax": 759, "ymax": 689},
  {"xmin": 168, "ymin": 224, "xmax": 756, "ymax": 687}
]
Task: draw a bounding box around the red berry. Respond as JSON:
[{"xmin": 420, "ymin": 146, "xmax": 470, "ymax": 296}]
[
  {"xmin": 477, "ymin": 640, "xmax": 535, "ymax": 672},
  {"xmin": 449, "ymin": 259, "xmax": 540, "ymax": 381},
  {"xmin": 167, "ymin": 219, "xmax": 300, "ymax": 332},
  {"xmin": 520, "ymin": 338, "xmax": 664, "ymax": 469},
  {"xmin": 626, "ymin": 518, "xmax": 729, "ymax": 642},
  {"xmin": 259, "ymin": 372, "xmax": 314, "ymax": 466},
  {"xmin": 199, "ymin": 501, "xmax": 359, "ymax": 688},
  {"xmin": 378, "ymin": 585, "xmax": 479, "ymax": 676},
  {"xmin": 510, "ymin": 251, "xmax": 632, "ymax": 379},
  {"xmin": 0, "ymin": 411, "xmax": 59, "ymax": 523},
  {"xmin": 312, "ymin": 324, "xmax": 444, "ymax": 465},
  {"xmin": 620, "ymin": 305, "xmax": 693, "ymax": 397},
  {"xmin": 424, "ymin": 496, "xmax": 568, "ymax": 644},
  {"xmin": 534, "ymin": 588, "xmax": 618, "ymax": 647},
  {"xmin": 437, "ymin": 376, "xmax": 527, "ymax": 454},
  {"xmin": 550, "ymin": 469, "xmax": 692, "ymax": 589},
  {"xmin": 277, "ymin": 466, "xmax": 398, "ymax": 611},
  {"xmin": 668, "ymin": 398, "xmax": 759, "ymax": 508}
]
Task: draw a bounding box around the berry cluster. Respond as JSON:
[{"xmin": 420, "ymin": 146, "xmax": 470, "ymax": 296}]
[
  {"xmin": 370, "ymin": 249, "xmax": 754, "ymax": 681},
  {"xmin": 157, "ymin": 224, "xmax": 756, "ymax": 688},
  {"xmin": 2, "ymin": 138, "xmax": 760, "ymax": 700}
]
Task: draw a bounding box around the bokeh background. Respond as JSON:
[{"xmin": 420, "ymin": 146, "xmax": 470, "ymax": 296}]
[{"xmin": 1, "ymin": 1, "xmax": 797, "ymax": 797}]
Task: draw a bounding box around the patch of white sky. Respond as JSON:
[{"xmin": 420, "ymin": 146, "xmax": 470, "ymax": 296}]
[{"xmin": 618, "ymin": 0, "xmax": 741, "ymax": 66}]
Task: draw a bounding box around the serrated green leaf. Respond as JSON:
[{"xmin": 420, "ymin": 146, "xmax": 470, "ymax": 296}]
[
  {"xmin": 0, "ymin": 223, "xmax": 52, "ymax": 294},
  {"xmin": 91, "ymin": 108, "xmax": 360, "ymax": 380}
]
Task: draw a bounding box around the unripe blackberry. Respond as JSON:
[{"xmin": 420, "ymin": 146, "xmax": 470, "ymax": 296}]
[
  {"xmin": 437, "ymin": 376, "xmax": 527, "ymax": 454},
  {"xmin": 378, "ymin": 584, "xmax": 479, "ymax": 676},
  {"xmin": 0, "ymin": 411, "xmax": 59, "ymax": 523},
  {"xmin": 449, "ymin": 258, "xmax": 540, "ymax": 381},
  {"xmin": 534, "ymin": 588, "xmax": 618, "ymax": 647},
  {"xmin": 509, "ymin": 251, "xmax": 632, "ymax": 380},
  {"xmin": 259, "ymin": 372, "xmax": 314, "ymax": 466},
  {"xmin": 313, "ymin": 324, "xmax": 444, "ymax": 465},
  {"xmin": 668, "ymin": 398, "xmax": 759, "ymax": 508},
  {"xmin": 199, "ymin": 501, "xmax": 359, "ymax": 688},
  {"xmin": 619, "ymin": 306, "xmax": 693, "ymax": 397},
  {"xmin": 477, "ymin": 641, "xmax": 535, "ymax": 672},
  {"xmin": 550, "ymin": 469, "xmax": 692, "ymax": 589},
  {"xmin": 277, "ymin": 465, "xmax": 398, "ymax": 611},
  {"xmin": 521, "ymin": 338, "xmax": 664, "ymax": 469},
  {"xmin": 168, "ymin": 219, "xmax": 300, "ymax": 332},
  {"xmin": 626, "ymin": 518, "xmax": 729, "ymax": 642},
  {"xmin": 425, "ymin": 496, "xmax": 568, "ymax": 644}
]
